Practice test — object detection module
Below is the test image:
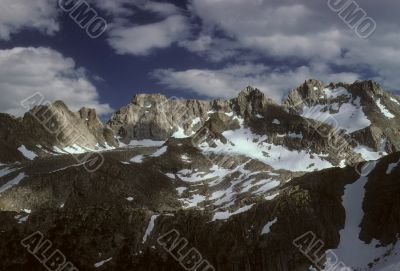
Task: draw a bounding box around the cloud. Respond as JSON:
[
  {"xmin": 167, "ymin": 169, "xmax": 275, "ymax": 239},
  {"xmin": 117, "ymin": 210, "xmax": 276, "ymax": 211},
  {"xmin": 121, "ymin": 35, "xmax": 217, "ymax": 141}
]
[
  {"xmin": 94, "ymin": 0, "xmax": 191, "ymax": 56},
  {"xmin": 91, "ymin": 0, "xmax": 179, "ymax": 16},
  {"xmin": 184, "ymin": 0, "xmax": 400, "ymax": 92},
  {"xmin": 179, "ymin": 35, "xmax": 246, "ymax": 62},
  {"xmin": 0, "ymin": 47, "xmax": 113, "ymax": 116},
  {"xmin": 0, "ymin": 0, "xmax": 59, "ymax": 40},
  {"xmin": 152, "ymin": 62, "xmax": 359, "ymax": 102},
  {"xmin": 108, "ymin": 15, "xmax": 189, "ymax": 56},
  {"xmin": 88, "ymin": 0, "xmax": 134, "ymax": 16},
  {"xmin": 333, "ymin": 33, "xmax": 400, "ymax": 91}
]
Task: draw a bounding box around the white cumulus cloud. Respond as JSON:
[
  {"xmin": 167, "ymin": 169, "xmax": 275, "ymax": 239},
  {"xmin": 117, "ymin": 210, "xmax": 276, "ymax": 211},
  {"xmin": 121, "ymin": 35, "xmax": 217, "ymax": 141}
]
[
  {"xmin": 93, "ymin": 0, "xmax": 191, "ymax": 56},
  {"xmin": 108, "ymin": 14, "xmax": 189, "ymax": 56},
  {"xmin": 0, "ymin": 47, "xmax": 113, "ymax": 116},
  {"xmin": 185, "ymin": 0, "xmax": 400, "ymax": 92},
  {"xmin": 0, "ymin": 0, "xmax": 59, "ymax": 40}
]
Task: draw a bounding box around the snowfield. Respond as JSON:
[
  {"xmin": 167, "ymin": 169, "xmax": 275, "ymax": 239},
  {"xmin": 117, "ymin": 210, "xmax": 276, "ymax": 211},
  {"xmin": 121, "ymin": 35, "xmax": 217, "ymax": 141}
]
[
  {"xmin": 199, "ymin": 119, "xmax": 333, "ymax": 172},
  {"xmin": 301, "ymin": 94, "xmax": 371, "ymax": 133}
]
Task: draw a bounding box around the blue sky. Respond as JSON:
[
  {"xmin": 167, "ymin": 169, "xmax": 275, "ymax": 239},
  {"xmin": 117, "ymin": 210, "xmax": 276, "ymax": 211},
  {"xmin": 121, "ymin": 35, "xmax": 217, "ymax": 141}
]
[
  {"xmin": 0, "ymin": 0, "xmax": 399, "ymax": 117},
  {"xmin": 1, "ymin": 9, "xmax": 212, "ymax": 102}
]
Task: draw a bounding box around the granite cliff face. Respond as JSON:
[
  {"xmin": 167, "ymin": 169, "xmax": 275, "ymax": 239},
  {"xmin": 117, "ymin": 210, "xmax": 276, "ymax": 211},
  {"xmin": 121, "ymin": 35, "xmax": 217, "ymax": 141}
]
[
  {"xmin": 108, "ymin": 94, "xmax": 213, "ymax": 141},
  {"xmin": 0, "ymin": 80, "xmax": 399, "ymax": 271}
]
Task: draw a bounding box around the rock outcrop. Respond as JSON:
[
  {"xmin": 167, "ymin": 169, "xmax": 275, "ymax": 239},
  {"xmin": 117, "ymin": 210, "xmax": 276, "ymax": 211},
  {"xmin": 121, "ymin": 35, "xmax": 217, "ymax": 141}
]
[
  {"xmin": 0, "ymin": 101, "xmax": 117, "ymax": 162},
  {"xmin": 108, "ymin": 94, "xmax": 213, "ymax": 141}
]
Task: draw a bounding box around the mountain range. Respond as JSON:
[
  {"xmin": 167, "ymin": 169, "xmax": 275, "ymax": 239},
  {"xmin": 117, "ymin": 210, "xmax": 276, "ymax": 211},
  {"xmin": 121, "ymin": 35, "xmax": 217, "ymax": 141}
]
[{"xmin": 0, "ymin": 79, "xmax": 399, "ymax": 271}]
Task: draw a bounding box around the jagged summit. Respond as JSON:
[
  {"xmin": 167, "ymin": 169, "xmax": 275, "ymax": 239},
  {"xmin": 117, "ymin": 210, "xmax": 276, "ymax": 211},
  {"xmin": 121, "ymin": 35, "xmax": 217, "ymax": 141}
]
[
  {"xmin": 285, "ymin": 79, "xmax": 385, "ymax": 103},
  {"xmin": 1, "ymin": 78, "xmax": 400, "ymax": 163},
  {"xmin": 131, "ymin": 93, "xmax": 168, "ymax": 106},
  {"xmin": 126, "ymin": 80, "xmax": 389, "ymax": 115},
  {"xmin": 238, "ymin": 85, "xmax": 264, "ymax": 95}
]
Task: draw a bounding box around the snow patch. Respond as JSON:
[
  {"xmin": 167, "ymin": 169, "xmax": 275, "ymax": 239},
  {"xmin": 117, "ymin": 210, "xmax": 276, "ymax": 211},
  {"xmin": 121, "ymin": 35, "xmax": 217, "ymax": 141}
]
[
  {"xmin": 181, "ymin": 154, "xmax": 190, "ymax": 162},
  {"xmin": 191, "ymin": 117, "xmax": 201, "ymax": 126},
  {"xmin": 61, "ymin": 144, "xmax": 89, "ymax": 154},
  {"xmin": 261, "ymin": 217, "xmax": 278, "ymax": 235},
  {"xmin": 50, "ymin": 161, "xmax": 88, "ymax": 173},
  {"xmin": 94, "ymin": 258, "xmax": 112, "ymax": 268},
  {"xmin": 265, "ymin": 193, "xmax": 279, "ymax": 201},
  {"xmin": 390, "ymin": 97, "xmax": 400, "ymax": 105},
  {"xmin": 254, "ymin": 179, "xmax": 280, "ymax": 194},
  {"xmin": 386, "ymin": 159, "xmax": 400, "ymax": 175},
  {"xmin": 180, "ymin": 194, "xmax": 206, "ymax": 208},
  {"xmin": 177, "ymin": 165, "xmax": 232, "ymax": 183},
  {"xmin": 15, "ymin": 214, "xmax": 29, "ymax": 224},
  {"xmin": 176, "ymin": 187, "xmax": 187, "ymax": 196},
  {"xmin": 130, "ymin": 155, "xmax": 144, "ymax": 163},
  {"xmin": 0, "ymin": 167, "xmax": 14, "ymax": 178},
  {"xmin": 288, "ymin": 132, "xmax": 303, "ymax": 139},
  {"xmin": 18, "ymin": 145, "xmax": 37, "ymax": 160},
  {"xmin": 128, "ymin": 140, "xmax": 165, "ymax": 147},
  {"xmin": 376, "ymin": 99, "xmax": 395, "ymax": 119},
  {"xmin": 142, "ymin": 215, "xmax": 159, "ymax": 243},
  {"xmin": 354, "ymin": 143, "xmax": 387, "ymax": 161},
  {"xmin": 302, "ymin": 96, "xmax": 370, "ymax": 133},
  {"xmin": 0, "ymin": 173, "xmax": 26, "ymax": 193},
  {"xmin": 165, "ymin": 173, "xmax": 175, "ymax": 179},
  {"xmin": 150, "ymin": 146, "xmax": 168, "ymax": 157},
  {"xmin": 54, "ymin": 143, "xmax": 115, "ymax": 155},
  {"xmin": 212, "ymin": 204, "xmax": 255, "ymax": 221},
  {"xmin": 272, "ymin": 119, "xmax": 280, "ymax": 125},
  {"xmin": 172, "ymin": 127, "xmax": 188, "ymax": 138}
]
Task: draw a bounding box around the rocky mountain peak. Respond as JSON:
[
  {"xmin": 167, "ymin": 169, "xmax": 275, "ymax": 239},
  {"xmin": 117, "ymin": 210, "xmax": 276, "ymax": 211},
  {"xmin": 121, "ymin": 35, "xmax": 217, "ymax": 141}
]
[
  {"xmin": 79, "ymin": 106, "xmax": 96, "ymax": 116},
  {"xmin": 284, "ymin": 79, "xmax": 389, "ymax": 110},
  {"xmin": 234, "ymin": 86, "xmax": 276, "ymax": 117},
  {"xmin": 343, "ymin": 80, "xmax": 386, "ymax": 103},
  {"xmin": 51, "ymin": 100, "xmax": 69, "ymax": 109},
  {"xmin": 237, "ymin": 86, "xmax": 268, "ymax": 101},
  {"xmin": 284, "ymin": 79, "xmax": 326, "ymax": 108},
  {"xmin": 0, "ymin": 101, "xmax": 117, "ymax": 162},
  {"xmin": 348, "ymin": 80, "xmax": 383, "ymax": 93},
  {"xmin": 131, "ymin": 93, "xmax": 168, "ymax": 107},
  {"xmin": 299, "ymin": 79, "xmax": 325, "ymax": 94}
]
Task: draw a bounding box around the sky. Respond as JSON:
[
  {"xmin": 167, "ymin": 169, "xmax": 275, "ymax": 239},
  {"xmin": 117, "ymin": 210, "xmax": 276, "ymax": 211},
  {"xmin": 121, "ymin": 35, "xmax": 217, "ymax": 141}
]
[{"xmin": 0, "ymin": 0, "xmax": 399, "ymax": 118}]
